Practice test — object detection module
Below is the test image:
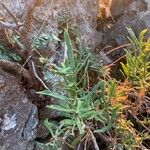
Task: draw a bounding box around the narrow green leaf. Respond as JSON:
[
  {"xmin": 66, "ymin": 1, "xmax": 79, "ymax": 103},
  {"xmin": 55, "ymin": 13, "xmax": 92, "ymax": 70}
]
[
  {"xmin": 47, "ymin": 105, "xmax": 76, "ymax": 113},
  {"xmin": 60, "ymin": 119, "xmax": 76, "ymax": 126},
  {"xmin": 44, "ymin": 119, "xmax": 55, "ymax": 137},
  {"xmin": 76, "ymin": 117, "xmax": 85, "ymax": 134},
  {"xmin": 94, "ymin": 124, "xmax": 112, "ymax": 133},
  {"xmin": 74, "ymin": 53, "xmax": 91, "ymax": 75},
  {"xmin": 80, "ymin": 81, "xmax": 103, "ymax": 101},
  {"xmin": 89, "ymin": 111, "xmax": 107, "ymax": 123},
  {"xmin": 127, "ymin": 28, "xmax": 140, "ymax": 48},
  {"xmin": 121, "ymin": 63, "xmax": 129, "ymax": 77},
  {"xmin": 77, "ymin": 59, "xmax": 90, "ymax": 86},
  {"xmin": 80, "ymin": 111, "xmax": 97, "ymax": 119},
  {"xmin": 64, "ymin": 29, "xmax": 75, "ymax": 70},
  {"xmin": 37, "ymin": 90, "xmax": 68, "ymax": 101},
  {"xmin": 53, "ymin": 66, "xmax": 71, "ymax": 76},
  {"xmin": 107, "ymin": 80, "xmax": 116, "ymax": 99},
  {"xmin": 139, "ymin": 29, "xmax": 148, "ymax": 43}
]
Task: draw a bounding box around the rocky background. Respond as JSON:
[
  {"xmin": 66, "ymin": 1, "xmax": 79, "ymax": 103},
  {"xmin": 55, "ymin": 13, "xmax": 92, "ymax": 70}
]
[{"xmin": 0, "ymin": 0, "xmax": 150, "ymax": 149}]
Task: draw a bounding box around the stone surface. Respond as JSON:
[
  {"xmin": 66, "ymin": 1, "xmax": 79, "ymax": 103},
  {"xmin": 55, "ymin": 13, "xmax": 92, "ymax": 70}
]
[
  {"xmin": 98, "ymin": 0, "xmax": 150, "ymax": 60},
  {"xmin": 0, "ymin": 69, "xmax": 38, "ymax": 150},
  {"xmin": 99, "ymin": 0, "xmax": 132, "ymax": 18},
  {"xmin": 34, "ymin": 0, "xmax": 101, "ymax": 49},
  {"xmin": 0, "ymin": 0, "xmax": 101, "ymax": 51},
  {"xmin": 110, "ymin": 0, "xmax": 133, "ymax": 16}
]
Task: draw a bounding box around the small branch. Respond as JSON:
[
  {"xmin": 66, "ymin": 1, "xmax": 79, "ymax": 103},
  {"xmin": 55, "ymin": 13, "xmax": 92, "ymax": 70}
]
[
  {"xmin": 88, "ymin": 129, "xmax": 100, "ymax": 150},
  {"xmin": 127, "ymin": 110, "xmax": 150, "ymax": 133},
  {"xmin": 77, "ymin": 142, "xmax": 81, "ymax": 150},
  {"xmin": 31, "ymin": 60, "xmax": 50, "ymax": 90},
  {"xmin": 0, "ymin": 2, "xmax": 19, "ymax": 25},
  {"xmin": 105, "ymin": 43, "xmax": 130, "ymax": 55},
  {"xmin": 0, "ymin": 21, "xmax": 23, "ymax": 30}
]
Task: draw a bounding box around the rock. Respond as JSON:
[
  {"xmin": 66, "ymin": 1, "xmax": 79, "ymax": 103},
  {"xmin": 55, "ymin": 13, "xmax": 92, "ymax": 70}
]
[
  {"xmin": 111, "ymin": 0, "xmax": 133, "ymax": 16},
  {"xmin": 32, "ymin": 0, "xmax": 101, "ymax": 49},
  {"xmin": 0, "ymin": 0, "xmax": 101, "ymax": 52},
  {"xmin": 98, "ymin": 0, "xmax": 150, "ymax": 60},
  {"xmin": 0, "ymin": 69, "xmax": 38, "ymax": 150},
  {"xmin": 110, "ymin": 13, "xmax": 146, "ymax": 45},
  {"xmin": 99, "ymin": 0, "xmax": 133, "ymax": 19},
  {"xmin": 69, "ymin": 0, "xmax": 101, "ymax": 48}
]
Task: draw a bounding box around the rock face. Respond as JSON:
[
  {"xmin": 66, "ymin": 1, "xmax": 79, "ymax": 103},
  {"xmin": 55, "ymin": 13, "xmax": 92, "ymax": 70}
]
[
  {"xmin": 0, "ymin": 69, "xmax": 38, "ymax": 150},
  {"xmin": 0, "ymin": 0, "xmax": 101, "ymax": 51},
  {"xmin": 98, "ymin": 0, "xmax": 150, "ymax": 60},
  {"xmin": 69, "ymin": 0, "xmax": 101, "ymax": 48},
  {"xmin": 1, "ymin": 0, "xmax": 150, "ymax": 58}
]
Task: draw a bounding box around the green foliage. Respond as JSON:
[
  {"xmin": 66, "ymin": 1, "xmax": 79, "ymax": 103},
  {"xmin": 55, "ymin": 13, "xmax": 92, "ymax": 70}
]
[
  {"xmin": 37, "ymin": 28, "xmax": 150, "ymax": 150},
  {"xmin": 37, "ymin": 29, "xmax": 117, "ymax": 149},
  {"xmin": 121, "ymin": 28, "xmax": 150, "ymax": 90},
  {"xmin": 0, "ymin": 44, "xmax": 21, "ymax": 62}
]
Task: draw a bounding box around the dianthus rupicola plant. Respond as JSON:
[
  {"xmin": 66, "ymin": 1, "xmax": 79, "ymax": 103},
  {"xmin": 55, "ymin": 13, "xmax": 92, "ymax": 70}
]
[{"xmin": 37, "ymin": 29, "xmax": 118, "ymax": 150}]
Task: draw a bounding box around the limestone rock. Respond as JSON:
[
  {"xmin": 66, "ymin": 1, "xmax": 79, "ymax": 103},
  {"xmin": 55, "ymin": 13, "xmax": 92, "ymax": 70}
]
[
  {"xmin": 98, "ymin": 0, "xmax": 150, "ymax": 60},
  {"xmin": 0, "ymin": 69, "xmax": 38, "ymax": 150},
  {"xmin": 0, "ymin": 0, "xmax": 101, "ymax": 53}
]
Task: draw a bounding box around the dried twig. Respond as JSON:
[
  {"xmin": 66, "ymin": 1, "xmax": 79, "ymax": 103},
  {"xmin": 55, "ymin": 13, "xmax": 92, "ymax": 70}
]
[
  {"xmin": 0, "ymin": 21, "xmax": 23, "ymax": 30},
  {"xmin": 127, "ymin": 110, "xmax": 150, "ymax": 133},
  {"xmin": 31, "ymin": 60, "xmax": 50, "ymax": 90},
  {"xmin": 105, "ymin": 43, "xmax": 130, "ymax": 55},
  {"xmin": 84, "ymin": 133, "xmax": 89, "ymax": 150},
  {"xmin": 0, "ymin": 2, "xmax": 23, "ymax": 30},
  {"xmin": 88, "ymin": 129, "xmax": 100, "ymax": 150},
  {"xmin": 77, "ymin": 142, "xmax": 81, "ymax": 150},
  {"xmin": 0, "ymin": 2, "xmax": 19, "ymax": 25}
]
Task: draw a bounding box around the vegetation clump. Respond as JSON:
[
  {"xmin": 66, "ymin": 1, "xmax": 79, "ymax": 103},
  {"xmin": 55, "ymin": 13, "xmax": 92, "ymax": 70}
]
[{"xmin": 37, "ymin": 29, "xmax": 150, "ymax": 150}]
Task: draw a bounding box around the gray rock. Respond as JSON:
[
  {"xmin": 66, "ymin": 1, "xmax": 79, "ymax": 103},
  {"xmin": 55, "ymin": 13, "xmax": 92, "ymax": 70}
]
[
  {"xmin": 0, "ymin": 69, "xmax": 38, "ymax": 150},
  {"xmin": 111, "ymin": 0, "xmax": 133, "ymax": 16},
  {"xmin": 98, "ymin": 0, "xmax": 150, "ymax": 60},
  {"xmin": 0, "ymin": 0, "xmax": 101, "ymax": 52},
  {"xmin": 110, "ymin": 13, "xmax": 146, "ymax": 45},
  {"xmin": 70, "ymin": 0, "xmax": 101, "ymax": 48}
]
